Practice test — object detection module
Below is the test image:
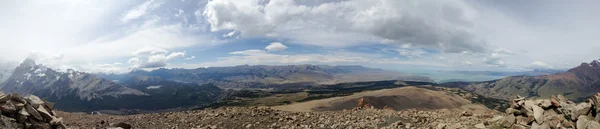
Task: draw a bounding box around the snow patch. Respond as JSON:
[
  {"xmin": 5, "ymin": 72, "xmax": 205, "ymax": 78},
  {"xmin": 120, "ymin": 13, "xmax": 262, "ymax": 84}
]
[{"xmin": 146, "ymin": 85, "xmax": 162, "ymax": 89}]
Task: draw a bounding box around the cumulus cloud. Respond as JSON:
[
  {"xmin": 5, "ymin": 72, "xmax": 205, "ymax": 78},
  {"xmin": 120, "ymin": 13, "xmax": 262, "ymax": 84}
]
[
  {"xmin": 202, "ymin": 0, "xmax": 486, "ymax": 53},
  {"xmin": 265, "ymin": 42, "xmax": 288, "ymax": 52},
  {"xmin": 128, "ymin": 47, "xmax": 186, "ymax": 69}
]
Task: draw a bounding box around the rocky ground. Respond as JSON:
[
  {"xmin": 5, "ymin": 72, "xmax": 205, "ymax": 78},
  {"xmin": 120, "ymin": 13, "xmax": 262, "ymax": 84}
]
[{"xmin": 59, "ymin": 107, "xmax": 500, "ymax": 129}]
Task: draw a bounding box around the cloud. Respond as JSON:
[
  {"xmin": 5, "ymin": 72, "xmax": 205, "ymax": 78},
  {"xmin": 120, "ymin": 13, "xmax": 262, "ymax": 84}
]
[
  {"xmin": 132, "ymin": 46, "xmax": 168, "ymax": 56},
  {"xmin": 223, "ymin": 31, "xmax": 237, "ymax": 38},
  {"xmin": 265, "ymin": 42, "xmax": 288, "ymax": 52},
  {"xmin": 530, "ymin": 61, "xmax": 555, "ymax": 69},
  {"xmin": 197, "ymin": 49, "xmax": 449, "ymax": 67},
  {"xmin": 121, "ymin": 0, "xmax": 163, "ymax": 23},
  {"xmin": 128, "ymin": 47, "xmax": 186, "ymax": 69},
  {"xmin": 184, "ymin": 56, "xmax": 196, "ymax": 60},
  {"xmin": 202, "ymin": 0, "xmax": 486, "ymax": 53}
]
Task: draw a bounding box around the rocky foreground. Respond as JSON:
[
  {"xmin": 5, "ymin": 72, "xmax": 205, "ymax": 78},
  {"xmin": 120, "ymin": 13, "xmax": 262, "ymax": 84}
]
[
  {"xmin": 0, "ymin": 92, "xmax": 66, "ymax": 129},
  {"xmin": 59, "ymin": 107, "xmax": 499, "ymax": 129}
]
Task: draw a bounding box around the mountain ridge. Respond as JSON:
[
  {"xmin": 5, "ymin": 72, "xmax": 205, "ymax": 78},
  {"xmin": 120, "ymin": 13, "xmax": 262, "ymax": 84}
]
[
  {"xmin": 444, "ymin": 59, "xmax": 600, "ymax": 101},
  {"xmin": 99, "ymin": 64, "xmax": 433, "ymax": 89}
]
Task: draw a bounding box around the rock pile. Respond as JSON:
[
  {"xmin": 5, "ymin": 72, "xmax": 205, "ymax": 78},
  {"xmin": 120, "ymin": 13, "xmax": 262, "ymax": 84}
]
[
  {"xmin": 0, "ymin": 92, "xmax": 66, "ymax": 129},
  {"xmin": 496, "ymin": 94, "xmax": 600, "ymax": 128}
]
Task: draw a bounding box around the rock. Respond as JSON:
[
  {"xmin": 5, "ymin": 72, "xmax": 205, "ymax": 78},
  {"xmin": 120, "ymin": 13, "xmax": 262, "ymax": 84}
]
[
  {"xmin": 572, "ymin": 102, "xmax": 592, "ymax": 120},
  {"xmin": 10, "ymin": 93, "xmax": 25, "ymax": 104},
  {"xmin": 0, "ymin": 115, "xmax": 21, "ymax": 128},
  {"xmin": 461, "ymin": 111, "xmax": 473, "ymax": 116},
  {"xmin": 577, "ymin": 115, "xmax": 592, "ymax": 129},
  {"xmin": 115, "ymin": 122, "xmax": 132, "ymax": 129},
  {"xmin": 25, "ymin": 104, "xmax": 43, "ymax": 120},
  {"xmin": 551, "ymin": 98, "xmax": 560, "ymax": 107},
  {"xmin": 474, "ymin": 123, "xmax": 485, "ymax": 129},
  {"xmin": 499, "ymin": 115, "xmax": 516, "ymax": 128},
  {"xmin": 44, "ymin": 102, "xmax": 55, "ymax": 110},
  {"xmin": 532, "ymin": 105, "xmax": 544, "ymax": 124},
  {"xmin": 36, "ymin": 105, "xmax": 56, "ymax": 121},
  {"xmin": 505, "ymin": 108, "xmax": 522, "ymax": 115},
  {"xmin": 539, "ymin": 99, "xmax": 552, "ymax": 109},
  {"xmin": 50, "ymin": 117, "xmax": 63, "ymax": 126},
  {"xmin": 24, "ymin": 95, "xmax": 45, "ymax": 108},
  {"xmin": 545, "ymin": 115, "xmax": 564, "ymax": 128},
  {"xmin": 516, "ymin": 116, "xmax": 530, "ymax": 125},
  {"xmin": 435, "ymin": 123, "xmax": 446, "ymax": 129},
  {"xmin": 531, "ymin": 122, "xmax": 549, "ymax": 129},
  {"xmin": 0, "ymin": 94, "xmax": 11, "ymax": 102},
  {"xmin": 488, "ymin": 116, "xmax": 504, "ymax": 123},
  {"xmin": 587, "ymin": 121, "xmax": 600, "ymax": 129},
  {"xmin": 1, "ymin": 101, "xmax": 17, "ymax": 114},
  {"xmin": 12, "ymin": 101, "xmax": 25, "ymax": 111},
  {"xmin": 511, "ymin": 124, "xmax": 529, "ymax": 129}
]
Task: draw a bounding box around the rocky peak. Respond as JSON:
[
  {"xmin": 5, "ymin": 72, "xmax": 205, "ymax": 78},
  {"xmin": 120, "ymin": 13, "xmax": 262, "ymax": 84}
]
[{"xmin": 591, "ymin": 59, "xmax": 600, "ymax": 68}]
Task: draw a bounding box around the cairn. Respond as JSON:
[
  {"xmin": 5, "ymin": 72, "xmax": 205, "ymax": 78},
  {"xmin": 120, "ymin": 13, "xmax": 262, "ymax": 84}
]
[
  {"xmin": 497, "ymin": 93, "xmax": 600, "ymax": 129},
  {"xmin": 0, "ymin": 92, "xmax": 66, "ymax": 129}
]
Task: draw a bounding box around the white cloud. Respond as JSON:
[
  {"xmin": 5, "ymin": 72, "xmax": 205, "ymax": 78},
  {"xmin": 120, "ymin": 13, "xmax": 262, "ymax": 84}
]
[
  {"xmin": 166, "ymin": 52, "xmax": 186, "ymax": 60},
  {"xmin": 184, "ymin": 56, "xmax": 196, "ymax": 60},
  {"xmin": 133, "ymin": 46, "xmax": 168, "ymax": 56},
  {"xmin": 265, "ymin": 42, "xmax": 288, "ymax": 52},
  {"xmin": 223, "ymin": 31, "xmax": 237, "ymax": 38},
  {"xmin": 121, "ymin": 0, "xmax": 163, "ymax": 23},
  {"xmin": 530, "ymin": 61, "xmax": 555, "ymax": 69},
  {"xmin": 202, "ymin": 0, "xmax": 485, "ymax": 52},
  {"xmin": 128, "ymin": 48, "xmax": 186, "ymax": 69}
]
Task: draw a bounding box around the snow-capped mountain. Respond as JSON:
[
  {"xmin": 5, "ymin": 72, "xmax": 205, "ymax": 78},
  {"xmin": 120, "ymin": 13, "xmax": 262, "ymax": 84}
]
[{"xmin": 1, "ymin": 59, "xmax": 146, "ymax": 100}]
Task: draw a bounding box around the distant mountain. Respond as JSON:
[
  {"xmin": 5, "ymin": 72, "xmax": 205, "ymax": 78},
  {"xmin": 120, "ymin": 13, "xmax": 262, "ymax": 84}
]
[
  {"xmin": 443, "ymin": 59, "xmax": 600, "ymax": 101},
  {"xmin": 445, "ymin": 69, "xmax": 565, "ymax": 77},
  {"xmin": 101, "ymin": 65, "xmax": 433, "ymax": 89},
  {"xmin": 0, "ymin": 59, "xmax": 222, "ymax": 112},
  {"xmin": 1, "ymin": 59, "xmax": 146, "ymax": 100}
]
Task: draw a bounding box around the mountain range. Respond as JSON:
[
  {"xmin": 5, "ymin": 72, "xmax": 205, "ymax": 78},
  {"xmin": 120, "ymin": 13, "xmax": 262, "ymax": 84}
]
[
  {"xmin": 444, "ymin": 59, "xmax": 600, "ymax": 101},
  {"xmin": 98, "ymin": 64, "xmax": 433, "ymax": 89},
  {"xmin": 0, "ymin": 59, "xmax": 222, "ymax": 112},
  {"xmin": 0, "ymin": 59, "xmax": 431, "ymax": 112}
]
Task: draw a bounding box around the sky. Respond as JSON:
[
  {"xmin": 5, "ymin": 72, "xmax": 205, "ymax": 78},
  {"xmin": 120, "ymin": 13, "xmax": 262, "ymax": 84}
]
[{"xmin": 0, "ymin": 0, "xmax": 599, "ymax": 73}]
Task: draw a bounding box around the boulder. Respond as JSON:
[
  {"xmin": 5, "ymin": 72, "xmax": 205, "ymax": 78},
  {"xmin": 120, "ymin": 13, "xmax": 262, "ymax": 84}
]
[
  {"xmin": 1, "ymin": 101, "xmax": 17, "ymax": 114},
  {"xmin": 505, "ymin": 108, "xmax": 522, "ymax": 115},
  {"xmin": 572, "ymin": 102, "xmax": 592, "ymax": 121},
  {"xmin": 511, "ymin": 124, "xmax": 529, "ymax": 129},
  {"xmin": 0, "ymin": 94, "xmax": 11, "ymax": 102},
  {"xmin": 577, "ymin": 115, "xmax": 593, "ymax": 129},
  {"xmin": 499, "ymin": 115, "xmax": 516, "ymax": 128},
  {"xmin": 587, "ymin": 121, "xmax": 600, "ymax": 129},
  {"xmin": 474, "ymin": 123, "xmax": 485, "ymax": 129},
  {"xmin": 37, "ymin": 105, "xmax": 56, "ymax": 122},
  {"xmin": 25, "ymin": 104, "xmax": 43, "ymax": 120},
  {"xmin": 24, "ymin": 95, "xmax": 45, "ymax": 108},
  {"xmin": 550, "ymin": 98, "xmax": 560, "ymax": 107},
  {"xmin": 461, "ymin": 111, "xmax": 473, "ymax": 117},
  {"xmin": 532, "ymin": 105, "xmax": 544, "ymax": 124},
  {"xmin": 538, "ymin": 99, "xmax": 552, "ymax": 109}
]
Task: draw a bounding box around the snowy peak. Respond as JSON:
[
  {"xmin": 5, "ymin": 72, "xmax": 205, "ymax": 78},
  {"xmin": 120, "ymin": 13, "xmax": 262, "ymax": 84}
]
[
  {"xmin": 591, "ymin": 59, "xmax": 600, "ymax": 68},
  {"xmin": 1, "ymin": 59, "xmax": 145, "ymax": 100}
]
